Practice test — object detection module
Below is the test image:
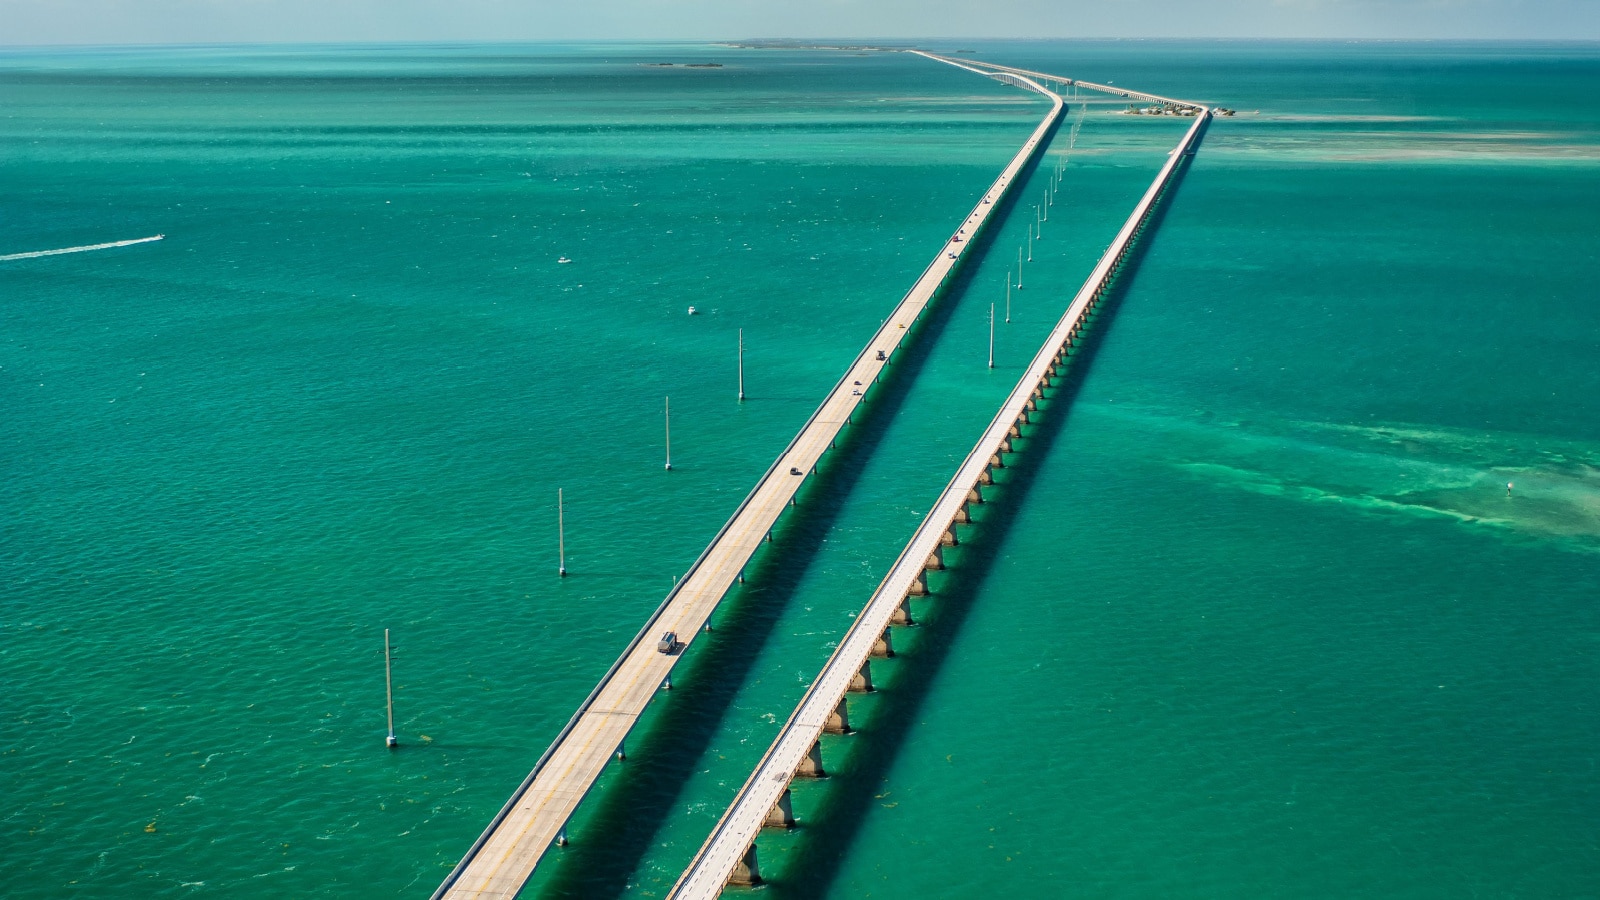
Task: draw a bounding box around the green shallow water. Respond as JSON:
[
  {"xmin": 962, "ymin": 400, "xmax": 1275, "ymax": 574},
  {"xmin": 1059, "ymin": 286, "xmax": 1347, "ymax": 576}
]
[{"xmin": 3, "ymin": 41, "xmax": 1598, "ymax": 898}]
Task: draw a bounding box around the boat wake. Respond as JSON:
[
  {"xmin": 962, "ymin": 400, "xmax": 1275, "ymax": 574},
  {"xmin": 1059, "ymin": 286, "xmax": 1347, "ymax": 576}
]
[{"xmin": 0, "ymin": 234, "xmax": 164, "ymax": 262}]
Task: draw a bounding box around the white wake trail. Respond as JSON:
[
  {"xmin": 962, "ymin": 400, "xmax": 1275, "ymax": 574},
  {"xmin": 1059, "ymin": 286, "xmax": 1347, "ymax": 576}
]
[{"xmin": 0, "ymin": 234, "xmax": 164, "ymax": 262}]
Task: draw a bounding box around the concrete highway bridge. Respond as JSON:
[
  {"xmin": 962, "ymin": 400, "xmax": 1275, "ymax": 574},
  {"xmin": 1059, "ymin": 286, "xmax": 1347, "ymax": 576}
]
[
  {"xmin": 433, "ymin": 57, "xmax": 1068, "ymax": 900},
  {"xmin": 667, "ymin": 53, "xmax": 1210, "ymax": 896}
]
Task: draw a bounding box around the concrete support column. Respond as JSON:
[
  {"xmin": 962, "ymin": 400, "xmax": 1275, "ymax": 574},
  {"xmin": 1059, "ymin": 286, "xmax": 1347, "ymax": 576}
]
[
  {"xmin": 891, "ymin": 594, "xmax": 915, "ymax": 626},
  {"xmin": 967, "ymin": 487, "xmax": 984, "ymax": 504},
  {"xmin": 925, "ymin": 545, "xmax": 944, "ymax": 571},
  {"xmin": 954, "ymin": 502, "xmax": 971, "ymax": 524},
  {"xmin": 940, "ymin": 527, "xmax": 958, "ymax": 547},
  {"xmin": 871, "ymin": 628, "xmax": 895, "ymax": 658},
  {"xmin": 729, "ymin": 842, "xmax": 761, "ymax": 886},
  {"xmin": 848, "ymin": 660, "xmax": 875, "ymax": 693},
  {"xmin": 764, "ymin": 788, "xmax": 796, "ymax": 829},
  {"xmin": 908, "ymin": 570, "xmax": 929, "ymax": 597},
  {"xmin": 824, "ymin": 698, "xmax": 852, "ymax": 735},
  {"xmin": 797, "ymin": 739, "xmax": 827, "ymax": 778},
  {"xmin": 979, "ymin": 468, "xmax": 994, "ymax": 485},
  {"xmin": 989, "ymin": 453, "xmax": 1005, "ymax": 469}
]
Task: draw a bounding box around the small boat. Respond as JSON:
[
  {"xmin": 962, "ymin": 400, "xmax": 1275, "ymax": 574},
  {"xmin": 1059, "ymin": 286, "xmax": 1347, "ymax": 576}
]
[
  {"xmin": 557, "ymin": 256, "xmax": 572, "ymax": 264},
  {"xmin": 687, "ymin": 306, "xmax": 698, "ymax": 316}
]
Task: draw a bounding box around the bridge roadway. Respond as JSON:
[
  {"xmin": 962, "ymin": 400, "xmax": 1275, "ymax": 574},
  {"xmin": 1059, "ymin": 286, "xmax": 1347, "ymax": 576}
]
[
  {"xmin": 433, "ymin": 67, "xmax": 1065, "ymax": 900},
  {"xmin": 667, "ymin": 56, "xmax": 1210, "ymax": 898},
  {"xmin": 923, "ymin": 53, "xmax": 1208, "ymax": 112}
]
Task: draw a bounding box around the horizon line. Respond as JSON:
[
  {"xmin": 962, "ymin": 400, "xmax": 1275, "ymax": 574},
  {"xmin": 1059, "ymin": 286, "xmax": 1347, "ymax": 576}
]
[{"xmin": 5, "ymin": 36, "xmax": 1600, "ymax": 51}]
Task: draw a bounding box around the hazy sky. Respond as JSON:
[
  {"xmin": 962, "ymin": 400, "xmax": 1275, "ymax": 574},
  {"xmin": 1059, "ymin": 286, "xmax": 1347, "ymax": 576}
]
[{"xmin": 1, "ymin": 0, "xmax": 1596, "ymax": 45}]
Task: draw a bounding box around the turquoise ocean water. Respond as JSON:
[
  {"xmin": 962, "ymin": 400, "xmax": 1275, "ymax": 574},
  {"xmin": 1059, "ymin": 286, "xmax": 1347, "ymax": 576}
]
[{"xmin": 3, "ymin": 41, "xmax": 1597, "ymax": 898}]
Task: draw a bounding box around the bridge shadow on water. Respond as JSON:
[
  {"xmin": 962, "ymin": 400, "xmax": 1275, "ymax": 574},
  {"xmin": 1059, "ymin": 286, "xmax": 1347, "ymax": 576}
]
[
  {"xmin": 530, "ymin": 143, "xmax": 1056, "ymax": 900},
  {"xmin": 764, "ymin": 148, "xmax": 1202, "ymax": 898}
]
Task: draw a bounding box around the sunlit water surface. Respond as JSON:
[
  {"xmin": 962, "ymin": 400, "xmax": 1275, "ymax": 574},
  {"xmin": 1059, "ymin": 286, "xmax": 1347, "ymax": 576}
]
[{"xmin": 3, "ymin": 40, "xmax": 1597, "ymax": 899}]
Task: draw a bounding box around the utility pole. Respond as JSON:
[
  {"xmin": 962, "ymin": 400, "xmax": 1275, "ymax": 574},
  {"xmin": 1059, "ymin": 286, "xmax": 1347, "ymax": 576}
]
[
  {"xmin": 384, "ymin": 628, "xmax": 397, "ymax": 749},
  {"xmin": 988, "ymin": 303, "xmax": 995, "ymax": 369},
  {"xmin": 558, "ymin": 488, "xmax": 567, "ymax": 577}
]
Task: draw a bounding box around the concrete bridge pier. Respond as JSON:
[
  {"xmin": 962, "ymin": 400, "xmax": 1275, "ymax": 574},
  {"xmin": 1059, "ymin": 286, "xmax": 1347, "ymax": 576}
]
[
  {"xmin": 891, "ymin": 594, "xmax": 915, "ymax": 626},
  {"xmin": 764, "ymin": 788, "xmax": 796, "ymax": 829},
  {"xmin": 849, "ymin": 661, "xmax": 875, "ymax": 693},
  {"xmin": 796, "ymin": 739, "xmax": 827, "ymax": 778},
  {"xmin": 871, "ymin": 628, "xmax": 895, "ymax": 658},
  {"xmin": 908, "ymin": 570, "xmax": 929, "ymax": 596},
  {"xmin": 730, "ymin": 843, "xmax": 761, "ymax": 886},
  {"xmin": 824, "ymin": 698, "xmax": 852, "ymax": 735},
  {"xmin": 925, "ymin": 545, "xmax": 945, "ymax": 570}
]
